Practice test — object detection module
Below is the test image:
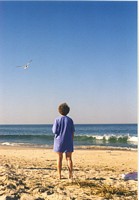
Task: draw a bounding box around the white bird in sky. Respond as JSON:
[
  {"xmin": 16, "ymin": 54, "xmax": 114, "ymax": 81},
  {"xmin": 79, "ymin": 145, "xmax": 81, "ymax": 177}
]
[{"xmin": 16, "ymin": 60, "xmax": 32, "ymax": 69}]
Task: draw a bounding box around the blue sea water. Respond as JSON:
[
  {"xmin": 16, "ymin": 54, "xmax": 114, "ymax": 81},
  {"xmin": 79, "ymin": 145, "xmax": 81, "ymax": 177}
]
[{"xmin": 0, "ymin": 124, "xmax": 137, "ymax": 149}]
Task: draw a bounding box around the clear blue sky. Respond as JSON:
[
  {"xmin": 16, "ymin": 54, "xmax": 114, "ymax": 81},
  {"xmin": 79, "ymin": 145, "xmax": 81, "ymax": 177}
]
[{"xmin": 0, "ymin": 1, "xmax": 137, "ymax": 124}]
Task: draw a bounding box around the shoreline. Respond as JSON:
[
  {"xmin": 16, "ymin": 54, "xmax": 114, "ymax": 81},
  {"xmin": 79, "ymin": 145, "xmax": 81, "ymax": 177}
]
[{"xmin": 0, "ymin": 144, "xmax": 137, "ymax": 151}]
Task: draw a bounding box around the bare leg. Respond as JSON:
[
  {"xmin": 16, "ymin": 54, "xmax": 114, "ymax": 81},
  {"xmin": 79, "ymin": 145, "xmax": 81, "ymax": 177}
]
[
  {"xmin": 65, "ymin": 152, "xmax": 73, "ymax": 179},
  {"xmin": 56, "ymin": 152, "xmax": 63, "ymax": 179}
]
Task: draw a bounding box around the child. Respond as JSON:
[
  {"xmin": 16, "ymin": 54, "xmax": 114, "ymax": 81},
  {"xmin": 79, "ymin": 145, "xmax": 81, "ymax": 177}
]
[{"xmin": 52, "ymin": 103, "xmax": 75, "ymax": 180}]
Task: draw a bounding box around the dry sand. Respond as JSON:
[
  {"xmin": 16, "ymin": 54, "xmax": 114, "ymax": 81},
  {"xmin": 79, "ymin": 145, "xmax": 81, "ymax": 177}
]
[{"xmin": 0, "ymin": 146, "xmax": 137, "ymax": 200}]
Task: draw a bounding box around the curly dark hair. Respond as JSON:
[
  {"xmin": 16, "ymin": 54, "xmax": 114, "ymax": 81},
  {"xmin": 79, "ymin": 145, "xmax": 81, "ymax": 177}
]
[{"xmin": 58, "ymin": 103, "xmax": 70, "ymax": 116}]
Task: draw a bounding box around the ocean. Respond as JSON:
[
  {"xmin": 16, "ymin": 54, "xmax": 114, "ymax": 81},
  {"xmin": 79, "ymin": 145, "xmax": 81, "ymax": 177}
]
[{"xmin": 0, "ymin": 124, "xmax": 137, "ymax": 149}]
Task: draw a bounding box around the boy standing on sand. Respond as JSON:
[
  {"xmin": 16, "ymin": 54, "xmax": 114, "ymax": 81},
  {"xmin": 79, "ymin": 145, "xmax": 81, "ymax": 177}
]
[{"xmin": 52, "ymin": 103, "xmax": 75, "ymax": 180}]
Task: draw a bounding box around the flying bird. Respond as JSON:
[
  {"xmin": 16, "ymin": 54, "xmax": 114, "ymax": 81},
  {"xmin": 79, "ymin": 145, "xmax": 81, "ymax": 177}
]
[{"xmin": 17, "ymin": 60, "xmax": 32, "ymax": 69}]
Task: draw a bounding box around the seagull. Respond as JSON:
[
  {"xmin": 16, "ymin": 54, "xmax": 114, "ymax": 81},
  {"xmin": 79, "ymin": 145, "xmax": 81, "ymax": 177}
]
[{"xmin": 17, "ymin": 60, "xmax": 32, "ymax": 69}]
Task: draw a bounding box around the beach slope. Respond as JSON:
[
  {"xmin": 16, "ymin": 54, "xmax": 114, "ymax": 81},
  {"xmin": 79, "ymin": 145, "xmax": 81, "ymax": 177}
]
[{"xmin": 0, "ymin": 146, "xmax": 137, "ymax": 200}]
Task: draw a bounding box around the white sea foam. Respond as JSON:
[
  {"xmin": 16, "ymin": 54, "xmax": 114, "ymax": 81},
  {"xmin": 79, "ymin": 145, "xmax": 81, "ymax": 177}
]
[
  {"xmin": 1, "ymin": 142, "xmax": 15, "ymax": 146},
  {"xmin": 1, "ymin": 142, "xmax": 31, "ymax": 147},
  {"xmin": 127, "ymin": 136, "xmax": 138, "ymax": 144}
]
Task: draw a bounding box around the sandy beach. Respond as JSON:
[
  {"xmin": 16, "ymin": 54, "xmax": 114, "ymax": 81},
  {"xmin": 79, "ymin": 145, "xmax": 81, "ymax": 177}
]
[{"xmin": 0, "ymin": 146, "xmax": 137, "ymax": 200}]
